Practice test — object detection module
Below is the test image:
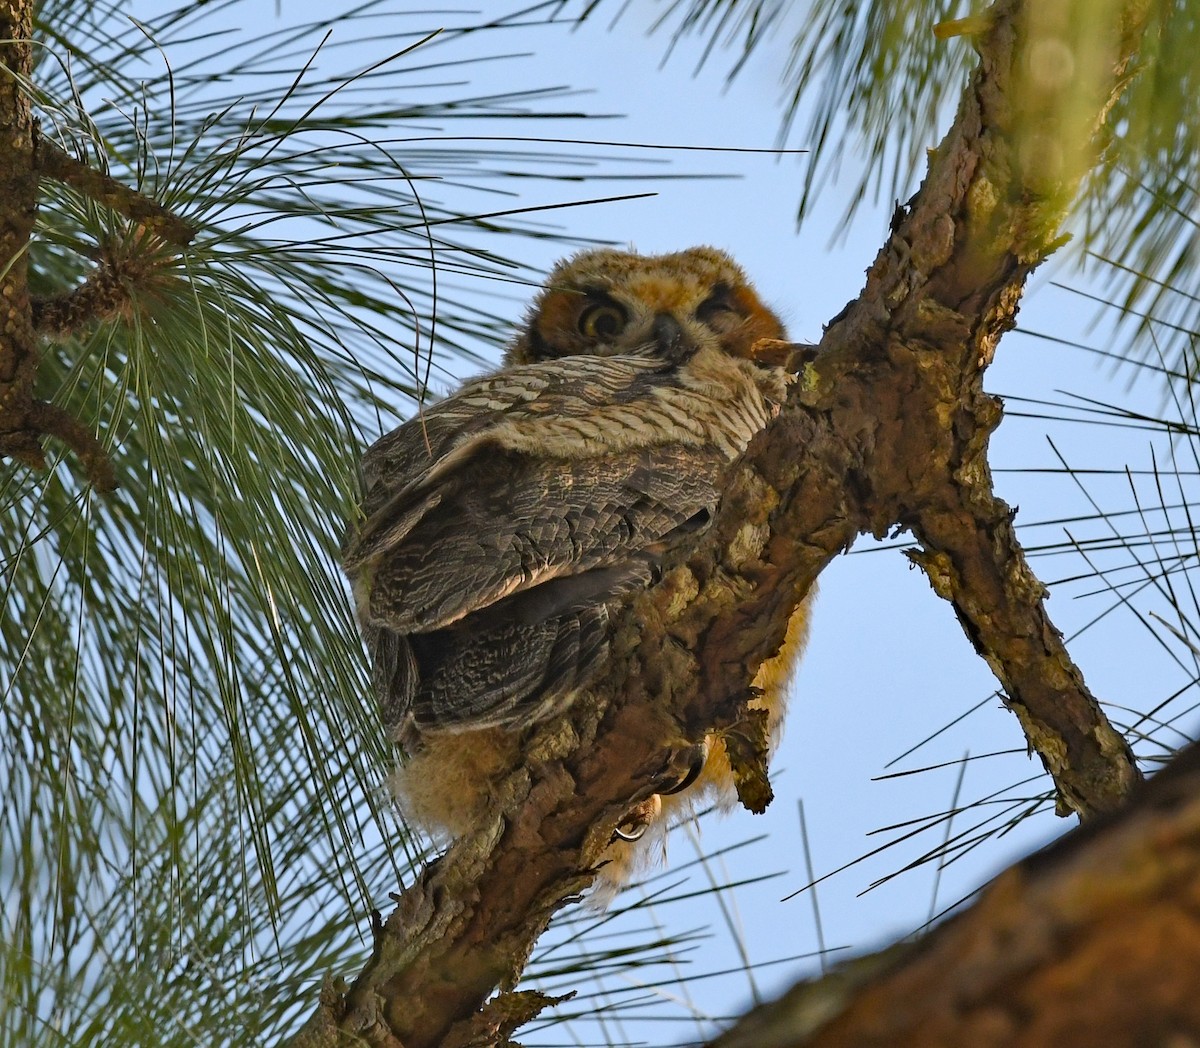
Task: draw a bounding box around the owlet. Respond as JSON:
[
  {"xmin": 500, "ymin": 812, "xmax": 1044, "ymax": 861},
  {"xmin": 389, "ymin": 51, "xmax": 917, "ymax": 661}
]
[{"xmin": 342, "ymin": 246, "xmax": 811, "ymax": 897}]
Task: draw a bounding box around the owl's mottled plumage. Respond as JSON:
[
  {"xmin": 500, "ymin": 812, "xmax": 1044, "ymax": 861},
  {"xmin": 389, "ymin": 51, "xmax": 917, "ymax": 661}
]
[{"xmin": 343, "ymin": 246, "xmax": 810, "ymax": 895}]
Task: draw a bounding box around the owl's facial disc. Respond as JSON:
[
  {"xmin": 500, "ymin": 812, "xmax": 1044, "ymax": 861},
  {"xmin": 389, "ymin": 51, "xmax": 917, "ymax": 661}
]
[
  {"xmin": 504, "ymin": 247, "xmax": 788, "ymax": 366},
  {"xmin": 569, "ymin": 284, "xmax": 733, "ymax": 363}
]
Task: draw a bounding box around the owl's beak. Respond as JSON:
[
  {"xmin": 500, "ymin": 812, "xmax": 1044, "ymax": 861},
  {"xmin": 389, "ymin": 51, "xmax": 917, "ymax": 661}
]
[{"xmin": 652, "ymin": 312, "xmax": 691, "ymax": 361}]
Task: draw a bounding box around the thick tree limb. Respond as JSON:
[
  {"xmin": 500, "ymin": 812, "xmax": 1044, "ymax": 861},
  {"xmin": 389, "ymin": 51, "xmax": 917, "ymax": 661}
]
[
  {"xmin": 707, "ymin": 740, "xmax": 1200, "ymax": 1048},
  {"xmin": 909, "ymin": 463, "xmax": 1135, "ymax": 816},
  {"xmin": 0, "ymin": 4, "xmax": 116, "ymax": 490},
  {"xmin": 289, "ymin": 0, "xmax": 1150, "ymax": 1043},
  {"xmin": 852, "ymin": 0, "xmax": 1145, "ymax": 814}
]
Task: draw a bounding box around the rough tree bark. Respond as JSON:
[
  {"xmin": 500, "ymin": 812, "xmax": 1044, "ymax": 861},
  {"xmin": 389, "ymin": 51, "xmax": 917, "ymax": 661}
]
[
  {"xmin": 0, "ymin": 0, "xmax": 41, "ymax": 477},
  {"xmin": 287, "ymin": 0, "xmax": 1153, "ymax": 1045}
]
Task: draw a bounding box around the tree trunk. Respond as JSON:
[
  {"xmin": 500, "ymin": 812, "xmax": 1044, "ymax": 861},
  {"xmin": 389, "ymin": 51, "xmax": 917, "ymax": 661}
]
[{"xmin": 0, "ymin": 0, "xmax": 39, "ymax": 470}]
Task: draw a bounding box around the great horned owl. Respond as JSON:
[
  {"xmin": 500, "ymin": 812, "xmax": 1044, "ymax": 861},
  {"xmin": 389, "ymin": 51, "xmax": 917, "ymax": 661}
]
[{"xmin": 342, "ymin": 246, "xmax": 811, "ymax": 892}]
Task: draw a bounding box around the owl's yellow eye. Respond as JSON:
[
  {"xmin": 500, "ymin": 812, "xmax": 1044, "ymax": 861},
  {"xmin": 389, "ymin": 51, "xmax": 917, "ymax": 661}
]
[{"xmin": 578, "ymin": 302, "xmax": 627, "ymax": 340}]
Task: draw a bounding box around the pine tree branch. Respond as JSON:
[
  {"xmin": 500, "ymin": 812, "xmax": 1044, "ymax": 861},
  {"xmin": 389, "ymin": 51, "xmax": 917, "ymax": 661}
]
[
  {"xmin": 25, "ymin": 399, "xmax": 116, "ymax": 492},
  {"xmin": 830, "ymin": 0, "xmax": 1148, "ymax": 815},
  {"xmin": 32, "ymin": 246, "xmax": 167, "ymax": 342},
  {"xmin": 286, "ymin": 0, "xmax": 1150, "ymax": 1042},
  {"xmin": 908, "ymin": 463, "xmax": 1135, "ymax": 817},
  {"xmin": 34, "ymin": 135, "xmax": 196, "ymax": 247},
  {"xmin": 0, "ymin": 112, "xmax": 194, "ymax": 488},
  {"xmin": 707, "ymin": 740, "xmax": 1200, "ymax": 1048},
  {"xmin": 692, "ymin": 0, "xmax": 1147, "ymax": 820}
]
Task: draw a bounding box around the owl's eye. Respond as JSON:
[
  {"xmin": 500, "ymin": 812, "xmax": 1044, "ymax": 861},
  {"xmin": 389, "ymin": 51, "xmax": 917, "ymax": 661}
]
[
  {"xmin": 578, "ymin": 301, "xmax": 627, "ymax": 340},
  {"xmin": 696, "ymin": 283, "xmax": 741, "ymax": 329}
]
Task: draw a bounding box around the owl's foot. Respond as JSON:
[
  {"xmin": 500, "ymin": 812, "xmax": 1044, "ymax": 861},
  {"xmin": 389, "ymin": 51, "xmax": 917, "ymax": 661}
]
[
  {"xmin": 612, "ymin": 795, "xmax": 661, "ymax": 842},
  {"xmin": 611, "ymin": 741, "xmax": 708, "ymax": 843},
  {"xmin": 655, "ymin": 739, "xmax": 709, "ymax": 796}
]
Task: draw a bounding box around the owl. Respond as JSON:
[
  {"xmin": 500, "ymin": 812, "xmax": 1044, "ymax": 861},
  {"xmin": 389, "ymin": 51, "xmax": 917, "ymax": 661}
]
[{"xmin": 342, "ymin": 246, "xmax": 811, "ymax": 895}]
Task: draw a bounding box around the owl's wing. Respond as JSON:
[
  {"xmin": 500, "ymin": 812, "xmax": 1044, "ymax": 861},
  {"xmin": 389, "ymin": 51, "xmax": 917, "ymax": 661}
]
[
  {"xmin": 343, "ymin": 350, "xmax": 772, "ymax": 736},
  {"xmin": 343, "ymin": 353, "xmax": 693, "ymax": 598},
  {"xmin": 398, "ymin": 578, "xmax": 622, "ymax": 736},
  {"xmin": 355, "ymin": 353, "xmax": 672, "ymax": 517},
  {"xmin": 358, "ymin": 443, "xmax": 726, "ymax": 634},
  {"xmin": 358, "ymin": 448, "xmax": 724, "ymax": 738}
]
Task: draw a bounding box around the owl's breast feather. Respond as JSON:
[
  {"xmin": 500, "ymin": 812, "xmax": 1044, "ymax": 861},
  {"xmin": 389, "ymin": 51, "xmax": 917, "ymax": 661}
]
[{"xmin": 486, "ymin": 347, "xmax": 790, "ymax": 462}]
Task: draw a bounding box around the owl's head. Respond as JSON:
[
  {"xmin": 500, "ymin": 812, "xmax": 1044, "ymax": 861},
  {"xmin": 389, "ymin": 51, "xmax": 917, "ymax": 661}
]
[{"xmin": 505, "ymin": 246, "xmax": 786, "ymax": 367}]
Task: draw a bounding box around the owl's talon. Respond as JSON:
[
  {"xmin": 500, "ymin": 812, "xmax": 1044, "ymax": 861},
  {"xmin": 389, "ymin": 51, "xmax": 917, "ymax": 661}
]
[
  {"xmin": 612, "ymin": 796, "xmax": 660, "ymax": 843},
  {"xmin": 657, "ymin": 740, "xmax": 709, "ymax": 796},
  {"xmin": 613, "ymin": 820, "xmax": 649, "ymax": 843}
]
